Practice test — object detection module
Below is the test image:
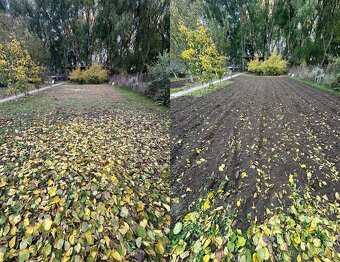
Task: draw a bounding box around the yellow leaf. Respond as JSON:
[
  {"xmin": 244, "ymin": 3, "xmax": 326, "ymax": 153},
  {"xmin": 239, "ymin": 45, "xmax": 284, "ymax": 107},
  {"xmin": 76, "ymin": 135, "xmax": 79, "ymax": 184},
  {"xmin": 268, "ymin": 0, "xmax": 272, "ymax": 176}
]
[
  {"xmin": 155, "ymin": 241, "xmax": 165, "ymax": 255},
  {"xmin": 237, "ymin": 199, "xmax": 241, "ymax": 207},
  {"xmin": 43, "ymin": 217, "xmax": 53, "ymax": 231},
  {"xmin": 104, "ymin": 236, "xmax": 110, "ymax": 247},
  {"xmin": 203, "ymin": 200, "xmax": 210, "ymax": 211},
  {"xmin": 48, "ymin": 187, "xmax": 57, "ymax": 197},
  {"xmin": 241, "ymin": 172, "xmax": 248, "ymax": 178},
  {"xmin": 111, "ymin": 175, "xmax": 119, "ymax": 186},
  {"xmin": 26, "ymin": 226, "xmax": 34, "ymax": 235},
  {"xmin": 140, "ymin": 219, "xmax": 148, "ymax": 228},
  {"xmin": 313, "ymin": 238, "xmax": 321, "ymax": 248},
  {"xmin": 69, "ymin": 235, "xmax": 75, "ymax": 245},
  {"xmin": 215, "ymin": 237, "xmax": 223, "ymax": 248},
  {"xmin": 50, "ymin": 196, "xmax": 60, "ymax": 204},
  {"xmin": 111, "ymin": 250, "xmax": 122, "ymax": 261},
  {"xmin": 9, "ymin": 236, "xmax": 16, "ymax": 248},
  {"xmin": 203, "ymin": 254, "xmax": 210, "ymax": 262},
  {"xmin": 23, "ymin": 218, "xmax": 29, "ymax": 226},
  {"xmin": 218, "ymin": 164, "xmax": 225, "ymax": 172},
  {"xmin": 293, "ymin": 234, "xmax": 301, "ymax": 244}
]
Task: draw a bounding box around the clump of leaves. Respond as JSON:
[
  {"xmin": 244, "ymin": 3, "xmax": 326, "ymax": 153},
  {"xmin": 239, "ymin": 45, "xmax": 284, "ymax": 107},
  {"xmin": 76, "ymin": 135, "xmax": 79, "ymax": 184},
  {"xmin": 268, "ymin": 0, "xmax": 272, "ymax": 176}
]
[
  {"xmin": 0, "ymin": 109, "xmax": 169, "ymax": 261},
  {"xmin": 170, "ymin": 188, "xmax": 340, "ymax": 261}
]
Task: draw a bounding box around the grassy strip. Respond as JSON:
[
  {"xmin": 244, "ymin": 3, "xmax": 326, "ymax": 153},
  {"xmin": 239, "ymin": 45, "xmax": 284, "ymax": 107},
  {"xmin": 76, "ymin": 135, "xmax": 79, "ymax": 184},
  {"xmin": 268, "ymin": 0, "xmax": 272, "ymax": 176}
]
[
  {"xmin": 187, "ymin": 80, "xmax": 232, "ymax": 98},
  {"xmin": 292, "ymin": 77, "xmax": 339, "ymax": 95},
  {"xmin": 170, "ymin": 188, "xmax": 340, "ymax": 262},
  {"xmin": 113, "ymin": 85, "xmax": 168, "ymax": 113},
  {"xmin": 170, "ymin": 82, "xmax": 198, "ymax": 94}
]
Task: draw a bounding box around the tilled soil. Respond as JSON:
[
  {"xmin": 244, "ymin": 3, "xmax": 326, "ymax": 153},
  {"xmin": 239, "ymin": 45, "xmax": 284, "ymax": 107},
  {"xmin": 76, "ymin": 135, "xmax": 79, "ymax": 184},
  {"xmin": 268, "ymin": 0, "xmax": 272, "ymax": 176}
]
[{"xmin": 170, "ymin": 76, "xmax": 340, "ymax": 227}]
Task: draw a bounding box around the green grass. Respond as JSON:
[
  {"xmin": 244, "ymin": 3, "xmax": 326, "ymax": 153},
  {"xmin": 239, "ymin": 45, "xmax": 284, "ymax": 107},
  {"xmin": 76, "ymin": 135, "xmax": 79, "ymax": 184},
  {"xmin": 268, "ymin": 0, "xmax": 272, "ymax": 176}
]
[
  {"xmin": 113, "ymin": 85, "xmax": 168, "ymax": 113},
  {"xmin": 292, "ymin": 77, "xmax": 339, "ymax": 95},
  {"xmin": 170, "ymin": 81, "xmax": 198, "ymax": 94},
  {"xmin": 187, "ymin": 80, "xmax": 232, "ymax": 98}
]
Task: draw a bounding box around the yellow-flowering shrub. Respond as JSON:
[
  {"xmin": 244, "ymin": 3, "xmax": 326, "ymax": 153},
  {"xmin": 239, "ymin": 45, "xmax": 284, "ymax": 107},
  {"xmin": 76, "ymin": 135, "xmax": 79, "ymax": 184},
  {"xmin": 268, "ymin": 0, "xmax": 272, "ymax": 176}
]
[
  {"xmin": 248, "ymin": 52, "xmax": 288, "ymax": 75},
  {"xmin": 69, "ymin": 64, "xmax": 108, "ymax": 84}
]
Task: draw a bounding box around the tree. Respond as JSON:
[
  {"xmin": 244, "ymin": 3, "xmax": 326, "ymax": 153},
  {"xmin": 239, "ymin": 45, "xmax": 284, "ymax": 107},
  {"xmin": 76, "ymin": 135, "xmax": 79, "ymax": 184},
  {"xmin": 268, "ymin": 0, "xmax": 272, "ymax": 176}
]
[
  {"xmin": 0, "ymin": 38, "xmax": 42, "ymax": 94},
  {"xmin": 202, "ymin": 0, "xmax": 340, "ymax": 66},
  {"xmin": 170, "ymin": 0, "xmax": 203, "ymax": 58},
  {"xmin": 180, "ymin": 22, "xmax": 226, "ymax": 83},
  {"xmin": 5, "ymin": 0, "xmax": 169, "ymax": 74}
]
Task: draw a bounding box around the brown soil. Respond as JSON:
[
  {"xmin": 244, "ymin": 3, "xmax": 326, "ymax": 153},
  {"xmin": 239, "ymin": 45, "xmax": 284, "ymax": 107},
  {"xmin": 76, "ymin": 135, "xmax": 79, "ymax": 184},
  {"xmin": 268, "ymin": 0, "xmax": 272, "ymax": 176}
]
[{"xmin": 170, "ymin": 75, "xmax": 340, "ymax": 227}]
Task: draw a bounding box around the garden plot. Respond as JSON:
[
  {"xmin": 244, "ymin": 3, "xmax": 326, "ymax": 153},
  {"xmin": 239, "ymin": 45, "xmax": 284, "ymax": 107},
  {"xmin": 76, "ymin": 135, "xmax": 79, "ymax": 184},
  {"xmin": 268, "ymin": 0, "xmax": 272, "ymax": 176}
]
[
  {"xmin": 170, "ymin": 75, "xmax": 339, "ymax": 261},
  {"xmin": 0, "ymin": 83, "xmax": 170, "ymax": 261}
]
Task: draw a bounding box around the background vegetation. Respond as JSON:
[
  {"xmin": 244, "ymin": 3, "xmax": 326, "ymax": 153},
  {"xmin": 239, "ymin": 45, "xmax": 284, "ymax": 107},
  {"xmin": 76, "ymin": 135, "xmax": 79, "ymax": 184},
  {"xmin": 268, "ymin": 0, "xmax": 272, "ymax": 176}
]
[{"xmin": 0, "ymin": 0, "xmax": 169, "ymax": 75}]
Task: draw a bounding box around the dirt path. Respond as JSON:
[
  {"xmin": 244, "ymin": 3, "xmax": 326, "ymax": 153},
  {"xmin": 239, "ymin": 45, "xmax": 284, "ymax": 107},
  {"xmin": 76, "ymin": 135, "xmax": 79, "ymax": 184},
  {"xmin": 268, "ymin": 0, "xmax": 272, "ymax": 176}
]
[
  {"xmin": 170, "ymin": 73, "xmax": 243, "ymax": 99},
  {"xmin": 0, "ymin": 82, "xmax": 68, "ymax": 104},
  {"xmin": 171, "ymin": 75, "xmax": 340, "ymax": 225}
]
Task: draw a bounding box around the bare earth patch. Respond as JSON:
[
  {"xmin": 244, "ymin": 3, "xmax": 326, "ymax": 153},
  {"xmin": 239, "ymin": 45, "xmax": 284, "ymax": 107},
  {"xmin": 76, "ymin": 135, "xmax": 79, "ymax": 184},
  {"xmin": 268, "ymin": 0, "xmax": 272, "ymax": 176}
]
[{"xmin": 171, "ymin": 75, "xmax": 340, "ymax": 225}]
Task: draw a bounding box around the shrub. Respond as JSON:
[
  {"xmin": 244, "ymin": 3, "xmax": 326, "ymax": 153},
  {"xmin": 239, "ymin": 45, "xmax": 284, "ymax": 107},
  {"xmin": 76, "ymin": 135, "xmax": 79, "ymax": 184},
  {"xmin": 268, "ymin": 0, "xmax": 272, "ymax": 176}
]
[
  {"xmin": 69, "ymin": 64, "xmax": 108, "ymax": 84},
  {"xmin": 146, "ymin": 78, "xmax": 170, "ymax": 107},
  {"xmin": 147, "ymin": 53, "xmax": 170, "ymax": 106},
  {"xmin": 148, "ymin": 52, "xmax": 171, "ymax": 81},
  {"xmin": 247, "ymin": 57, "xmax": 263, "ymax": 75},
  {"xmin": 69, "ymin": 67, "xmax": 84, "ymax": 83},
  {"xmin": 248, "ymin": 52, "xmax": 288, "ymax": 75}
]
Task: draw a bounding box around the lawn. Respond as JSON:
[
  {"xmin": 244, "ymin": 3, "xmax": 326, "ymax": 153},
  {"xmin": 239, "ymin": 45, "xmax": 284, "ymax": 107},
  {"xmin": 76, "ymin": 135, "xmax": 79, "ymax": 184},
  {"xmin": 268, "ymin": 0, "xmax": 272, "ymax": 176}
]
[{"xmin": 0, "ymin": 83, "xmax": 170, "ymax": 261}]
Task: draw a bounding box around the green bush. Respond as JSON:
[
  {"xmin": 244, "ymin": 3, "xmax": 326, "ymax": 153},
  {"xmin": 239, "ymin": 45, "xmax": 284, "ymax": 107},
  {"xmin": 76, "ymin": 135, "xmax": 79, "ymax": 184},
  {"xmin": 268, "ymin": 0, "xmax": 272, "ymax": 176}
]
[
  {"xmin": 146, "ymin": 78, "xmax": 170, "ymax": 107},
  {"xmin": 147, "ymin": 53, "xmax": 170, "ymax": 106},
  {"xmin": 69, "ymin": 64, "xmax": 108, "ymax": 84},
  {"xmin": 248, "ymin": 52, "xmax": 288, "ymax": 75}
]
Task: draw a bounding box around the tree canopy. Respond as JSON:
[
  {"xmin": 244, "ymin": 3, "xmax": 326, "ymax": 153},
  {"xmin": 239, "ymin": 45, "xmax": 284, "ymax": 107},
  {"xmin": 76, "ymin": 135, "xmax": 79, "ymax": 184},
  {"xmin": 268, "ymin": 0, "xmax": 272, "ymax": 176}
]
[
  {"xmin": 172, "ymin": 0, "xmax": 340, "ymax": 67},
  {"xmin": 0, "ymin": 0, "xmax": 169, "ymax": 74},
  {"xmin": 204, "ymin": 0, "xmax": 340, "ymax": 66}
]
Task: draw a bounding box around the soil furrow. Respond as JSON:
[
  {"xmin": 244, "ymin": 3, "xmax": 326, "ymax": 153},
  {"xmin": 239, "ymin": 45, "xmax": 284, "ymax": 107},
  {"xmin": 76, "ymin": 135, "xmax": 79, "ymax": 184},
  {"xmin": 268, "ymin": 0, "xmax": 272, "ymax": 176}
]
[{"xmin": 171, "ymin": 75, "xmax": 340, "ymax": 224}]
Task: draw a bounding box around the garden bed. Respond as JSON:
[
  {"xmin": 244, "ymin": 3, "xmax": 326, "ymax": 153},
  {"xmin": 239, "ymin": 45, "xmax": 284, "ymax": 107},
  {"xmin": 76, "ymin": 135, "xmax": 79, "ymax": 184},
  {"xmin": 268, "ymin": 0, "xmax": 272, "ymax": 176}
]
[{"xmin": 170, "ymin": 75, "xmax": 340, "ymax": 260}]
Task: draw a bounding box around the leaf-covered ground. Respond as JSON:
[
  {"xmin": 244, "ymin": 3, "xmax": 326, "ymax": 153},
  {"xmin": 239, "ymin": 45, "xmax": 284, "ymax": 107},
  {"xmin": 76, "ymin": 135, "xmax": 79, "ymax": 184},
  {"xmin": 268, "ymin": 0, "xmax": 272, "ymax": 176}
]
[
  {"xmin": 0, "ymin": 84, "xmax": 170, "ymax": 261},
  {"xmin": 170, "ymin": 76, "xmax": 340, "ymax": 261}
]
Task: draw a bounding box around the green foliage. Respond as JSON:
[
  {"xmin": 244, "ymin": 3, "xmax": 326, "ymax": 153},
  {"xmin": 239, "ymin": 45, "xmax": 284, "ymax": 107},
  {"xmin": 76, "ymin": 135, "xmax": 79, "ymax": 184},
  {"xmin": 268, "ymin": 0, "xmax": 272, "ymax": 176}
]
[
  {"xmin": 148, "ymin": 52, "xmax": 171, "ymax": 81},
  {"xmin": 146, "ymin": 78, "xmax": 170, "ymax": 107},
  {"xmin": 5, "ymin": 0, "xmax": 169, "ymax": 73},
  {"xmin": 329, "ymin": 56, "xmax": 340, "ymax": 90},
  {"xmin": 69, "ymin": 64, "xmax": 108, "ymax": 84},
  {"xmin": 146, "ymin": 52, "xmax": 171, "ymax": 106},
  {"xmin": 248, "ymin": 53, "xmax": 288, "ymax": 76},
  {"xmin": 203, "ymin": 0, "xmax": 340, "ymax": 66},
  {"xmin": 170, "ymin": 189, "xmax": 340, "ymax": 261}
]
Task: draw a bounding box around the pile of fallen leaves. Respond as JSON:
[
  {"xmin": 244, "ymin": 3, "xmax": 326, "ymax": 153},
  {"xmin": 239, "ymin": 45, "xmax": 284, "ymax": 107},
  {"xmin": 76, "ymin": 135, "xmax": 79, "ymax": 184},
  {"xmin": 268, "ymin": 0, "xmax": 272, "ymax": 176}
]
[
  {"xmin": 0, "ymin": 110, "xmax": 170, "ymax": 261},
  {"xmin": 170, "ymin": 188, "xmax": 340, "ymax": 261}
]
